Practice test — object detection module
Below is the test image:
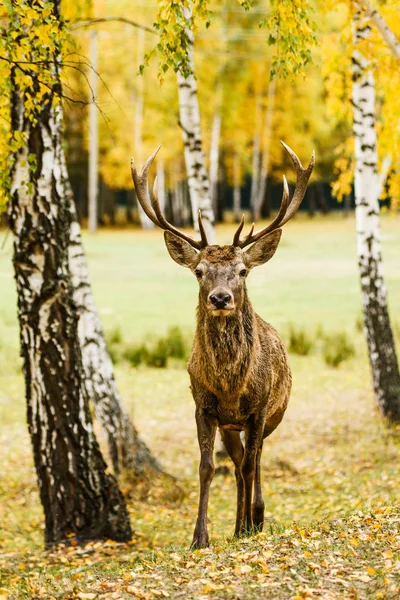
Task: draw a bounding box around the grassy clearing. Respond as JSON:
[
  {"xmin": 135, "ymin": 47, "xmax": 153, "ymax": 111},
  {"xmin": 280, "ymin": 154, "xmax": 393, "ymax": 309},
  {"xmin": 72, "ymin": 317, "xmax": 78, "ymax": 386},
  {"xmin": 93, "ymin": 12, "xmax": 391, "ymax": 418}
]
[{"xmin": 0, "ymin": 215, "xmax": 400, "ymax": 599}]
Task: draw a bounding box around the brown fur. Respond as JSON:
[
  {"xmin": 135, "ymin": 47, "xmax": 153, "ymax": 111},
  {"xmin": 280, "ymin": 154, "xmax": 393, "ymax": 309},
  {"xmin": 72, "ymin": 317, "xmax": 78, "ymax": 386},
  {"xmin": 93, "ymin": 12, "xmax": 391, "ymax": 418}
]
[
  {"xmin": 131, "ymin": 143, "xmax": 314, "ymax": 549},
  {"xmin": 202, "ymin": 245, "xmax": 240, "ymax": 262},
  {"xmin": 178, "ymin": 238, "xmax": 292, "ymax": 548}
]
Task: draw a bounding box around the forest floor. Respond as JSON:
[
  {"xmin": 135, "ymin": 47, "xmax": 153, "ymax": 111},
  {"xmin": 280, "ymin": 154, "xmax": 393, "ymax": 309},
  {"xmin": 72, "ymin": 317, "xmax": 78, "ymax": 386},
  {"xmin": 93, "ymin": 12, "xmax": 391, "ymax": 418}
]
[{"xmin": 1, "ymin": 216, "xmax": 400, "ymax": 599}]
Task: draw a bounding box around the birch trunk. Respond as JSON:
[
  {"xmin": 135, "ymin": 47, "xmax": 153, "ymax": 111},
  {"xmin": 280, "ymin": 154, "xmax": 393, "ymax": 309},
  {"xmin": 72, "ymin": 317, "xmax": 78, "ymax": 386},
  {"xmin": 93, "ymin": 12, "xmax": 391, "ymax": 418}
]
[
  {"xmin": 67, "ymin": 183, "xmax": 162, "ymax": 476},
  {"xmin": 352, "ymin": 2, "xmax": 400, "ymax": 421},
  {"xmin": 134, "ymin": 27, "xmax": 153, "ymax": 229},
  {"xmin": 177, "ymin": 5, "xmax": 216, "ymax": 243},
  {"xmin": 209, "ymin": 111, "xmax": 221, "ymax": 217},
  {"xmin": 233, "ymin": 154, "xmax": 242, "ymax": 223},
  {"xmin": 8, "ymin": 32, "xmax": 131, "ymax": 544},
  {"xmin": 250, "ymin": 93, "xmax": 262, "ymax": 221},
  {"xmin": 88, "ymin": 29, "xmax": 98, "ymax": 234},
  {"xmin": 256, "ymin": 79, "xmax": 276, "ymax": 220},
  {"xmin": 361, "ymin": 0, "xmax": 400, "ymax": 60},
  {"xmin": 156, "ymin": 157, "xmax": 166, "ymax": 215}
]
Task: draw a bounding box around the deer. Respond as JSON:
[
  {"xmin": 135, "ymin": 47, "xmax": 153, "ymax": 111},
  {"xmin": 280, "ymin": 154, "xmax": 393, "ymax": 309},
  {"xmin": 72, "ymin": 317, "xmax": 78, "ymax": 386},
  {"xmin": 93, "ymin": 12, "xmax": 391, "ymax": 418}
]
[{"xmin": 130, "ymin": 142, "xmax": 314, "ymax": 549}]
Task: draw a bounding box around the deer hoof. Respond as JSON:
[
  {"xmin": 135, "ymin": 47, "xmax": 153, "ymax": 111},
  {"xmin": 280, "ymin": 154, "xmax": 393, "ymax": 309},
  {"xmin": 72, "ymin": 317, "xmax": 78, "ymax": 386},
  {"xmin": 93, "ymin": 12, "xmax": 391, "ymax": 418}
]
[{"xmin": 252, "ymin": 502, "xmax": 265, "ymax": 531}]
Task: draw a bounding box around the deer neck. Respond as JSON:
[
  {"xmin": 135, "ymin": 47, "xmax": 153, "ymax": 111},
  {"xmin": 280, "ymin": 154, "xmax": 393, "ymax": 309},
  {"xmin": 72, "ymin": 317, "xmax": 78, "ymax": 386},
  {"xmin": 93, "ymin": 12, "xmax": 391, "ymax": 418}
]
[{"xmin": 195, "ymin": 289, "xmax": 256, "ymax": 396}]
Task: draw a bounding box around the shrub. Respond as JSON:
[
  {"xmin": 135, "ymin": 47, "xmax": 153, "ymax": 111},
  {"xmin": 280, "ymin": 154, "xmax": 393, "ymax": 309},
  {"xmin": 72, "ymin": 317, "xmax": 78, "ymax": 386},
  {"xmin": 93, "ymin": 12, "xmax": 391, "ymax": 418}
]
[
  {"xmin": 106, "ymin": 326, "xmax": 124, "ymax": 364},
  {"xmin": 121, "ymin": 326, "xmax": 190, "ymax": 369},
  {"xmin": 288, "ymin": 324, "xmax": 313, "ymax": 356},
  {"xmin": 164, "ymin": 326, "xmax": 190, "ymax": 360},
  {"xmin": 106, "ymin": 326, "xmax": 123, "ymax": 346},
  {"xmin": 123, "ymin": 344, "xmax": 149, "ymax": 367},
  {"xmin": 355, "ymin": 315, "xmax": 364, "ymax": 333},
  {"xmin": 146, "ymin": 338, "xmax": 169, "ymax": 368},
  {"xmin": 323, "ymin": 332, "xmax": 355, "ymax": 368}
]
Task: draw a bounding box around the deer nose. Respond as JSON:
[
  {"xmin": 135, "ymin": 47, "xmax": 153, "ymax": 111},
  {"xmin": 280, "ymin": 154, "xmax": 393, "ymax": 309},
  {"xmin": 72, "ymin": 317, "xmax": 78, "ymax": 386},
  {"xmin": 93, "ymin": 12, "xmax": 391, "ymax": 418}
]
[{"xmin": 209, "ymin": 292, "xmax": 232, "ymax": 309}]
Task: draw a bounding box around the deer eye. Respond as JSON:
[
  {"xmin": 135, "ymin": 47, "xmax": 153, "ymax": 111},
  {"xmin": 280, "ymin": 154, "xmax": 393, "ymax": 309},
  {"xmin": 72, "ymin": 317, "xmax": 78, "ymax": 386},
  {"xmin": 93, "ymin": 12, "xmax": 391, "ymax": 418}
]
[
  {"xmin": 239, "ymin": 269, "xmax": 247, "ymax": 277},
  {"xmin": 195, "ymin": 269, "xmax": 203, "ymax": 279}
]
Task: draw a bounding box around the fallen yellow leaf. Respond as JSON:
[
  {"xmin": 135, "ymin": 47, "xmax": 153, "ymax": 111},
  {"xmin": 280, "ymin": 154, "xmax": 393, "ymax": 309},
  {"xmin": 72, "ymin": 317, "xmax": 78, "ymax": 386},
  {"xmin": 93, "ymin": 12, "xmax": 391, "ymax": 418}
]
[
  {"xmin": 350, "ymin": 538, "xmax": 359, "ymax": 547},
  {"xmin": 126, "ymin": 586, "xmax": 146, "ymax": 599}
]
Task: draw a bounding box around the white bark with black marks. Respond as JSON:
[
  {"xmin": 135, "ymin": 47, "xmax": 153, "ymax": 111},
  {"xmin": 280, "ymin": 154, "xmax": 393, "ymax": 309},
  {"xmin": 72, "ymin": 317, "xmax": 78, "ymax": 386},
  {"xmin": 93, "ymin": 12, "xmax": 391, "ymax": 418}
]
[
  {"xmin": 134, "ymin": 27, "xmax": 153, "ymax": 229},
  {"xmin": 256, "ymin": 79, "xmax": 276, "ymax": 220},
  {"xmin": 352, "ymin": 2, "xmax": 400, "ymax": 420},
  {"xmin": 233, "ymin": 154, "xmax": 241, "ymax": 223},
  {"xmin": 361, "ymin": 0, "xmax": 400, "ymax": 60},
  {"xmin": 9, "ymin": 65, "xmax": 131, "ymax": 544},
  {"xmin": 250, "ymin": 93, "xmax": 262, "ymax": 220},
  {"xmin": 209, "ymin": 111, "xmax": 221, "ymax": 216},
  {"xmin": 67, "ymin": 190, "xmax": 162, "ymax": 476},
  {"xmin": 177, "ymin": 4, "xmax": 216, "ymax": 243}
]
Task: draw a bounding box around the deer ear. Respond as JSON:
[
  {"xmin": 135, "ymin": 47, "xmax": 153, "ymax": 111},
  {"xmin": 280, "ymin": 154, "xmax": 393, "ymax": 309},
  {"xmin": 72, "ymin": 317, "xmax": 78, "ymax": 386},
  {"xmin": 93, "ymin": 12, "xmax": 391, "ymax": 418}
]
[
  {"xmin": 164, "ymin": 231, "xmax": 199, "ymax": 268},
  {"xmin": 243, "ymin": 229, "xmax": 282, "ymax": 269}
]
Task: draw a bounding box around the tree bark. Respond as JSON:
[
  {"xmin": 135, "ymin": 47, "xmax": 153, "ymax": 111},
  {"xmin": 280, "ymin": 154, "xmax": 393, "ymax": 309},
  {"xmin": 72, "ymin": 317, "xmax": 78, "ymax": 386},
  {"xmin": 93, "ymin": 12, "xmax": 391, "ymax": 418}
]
[
  {"xmin": 156, "ymin": 156, "xmax": 166, "ymax": 215},
  {"xmin": 134, "ymin": 27, "xmax": 153, "ymax": 229},
  {"xmin": 352, "ymin": 2, "xmax": 400, "ymax": 421},
  {"xmin": 67, "ymin": 183, "xmax": 162, "ymax": 477},
  {"xmin": 256, "ymin": 78, "xmax": 276, "ymax": 220},
  {"xmin": 250, "ymin": 93, "xmax": 262, "ymax": 221},
  {"xmin": 88, "ymin": 29, "xmax": 99, "ymax": 234},
  {"xmin": 361, "ymin": 0, "xmax": 400, "ymax": 60},
  {"xmin": 177, "ymin": 4, "xmax": 216, "ymax": 243},
  {"xmin": 209, "ymin": 110, "xmax": 221, "ymax": 218},
  {"xmin": 233, "ymin": 154, "xmax": 242, "ymax": 223},
  {"xmin": 8, "ymin": 44, "xmax": 131, "ymax": 544}
]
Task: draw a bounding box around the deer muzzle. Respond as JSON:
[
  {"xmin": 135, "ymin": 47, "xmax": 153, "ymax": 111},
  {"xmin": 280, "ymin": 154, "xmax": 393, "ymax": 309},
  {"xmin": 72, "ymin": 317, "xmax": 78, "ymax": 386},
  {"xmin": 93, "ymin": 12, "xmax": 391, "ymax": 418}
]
[{"xmin": 208, "ymin": 289, "xmax": 234, "ymax": 314}]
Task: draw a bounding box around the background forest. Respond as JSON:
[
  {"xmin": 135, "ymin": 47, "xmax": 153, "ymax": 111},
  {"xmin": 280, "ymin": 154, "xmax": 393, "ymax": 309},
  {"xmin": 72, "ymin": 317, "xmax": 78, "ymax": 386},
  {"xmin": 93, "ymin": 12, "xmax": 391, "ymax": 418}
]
[
  {"xmin": 60, "ymin": 0, "xmax": 396, "ymax": 225},
  {"xmin": 1, "ymin": 0, "xmax": 400, "ymax": 599}
]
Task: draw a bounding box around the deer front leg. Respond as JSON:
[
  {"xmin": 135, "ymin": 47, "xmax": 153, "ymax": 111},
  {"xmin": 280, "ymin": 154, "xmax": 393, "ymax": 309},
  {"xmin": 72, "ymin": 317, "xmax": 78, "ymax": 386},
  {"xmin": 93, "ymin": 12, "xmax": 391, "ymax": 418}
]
[
  {"xmin": 241, "ymin": 411, "xmax": 266, "ymax": 534},
  {"xmin": 220, "ymin": 430, "xmax": 244, "ymax": 537},
  {"xmin": 191, "ymin": 408, "xmax": 218, "ymax": 549}
]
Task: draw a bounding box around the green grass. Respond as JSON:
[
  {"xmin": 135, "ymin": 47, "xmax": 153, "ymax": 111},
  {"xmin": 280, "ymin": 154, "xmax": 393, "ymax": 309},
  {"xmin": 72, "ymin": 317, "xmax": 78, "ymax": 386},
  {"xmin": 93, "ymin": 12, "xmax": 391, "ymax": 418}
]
[{"xmin": 0, "ymin": 215, "xmax": 400, "ymax": 599}]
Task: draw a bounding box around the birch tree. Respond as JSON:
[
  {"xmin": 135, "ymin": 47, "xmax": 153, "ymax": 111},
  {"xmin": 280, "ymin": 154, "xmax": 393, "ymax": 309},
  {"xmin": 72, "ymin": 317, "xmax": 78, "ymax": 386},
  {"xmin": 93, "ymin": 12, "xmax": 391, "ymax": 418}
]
[
  {"xmin": 67, "ymin": 191, "xmax": 162, "ymax": 476},
  {"xmin": 352, "ymin": 1, "xmax": 400, "ymax": 420},
  {"xmin": 3, "ymin": 0, "xmax": 132, "ymax": 545},
  {"xmin": 134, "ymin": 27, "xmax": 154, "ymax": 229},
  {"xmin": 250, "ymin": 91, "xmax": 262, "ymax": 220},
  {"xmin": 176, "ymin": 3, "xmax": 216, "ymax": 242},
  {"xmin": 361, "ymin": 0, "xmax": 400, "ymax": 60},
  {"xmin": 256, "ymin": 78, "xmax": 276, "ymax": 219}
]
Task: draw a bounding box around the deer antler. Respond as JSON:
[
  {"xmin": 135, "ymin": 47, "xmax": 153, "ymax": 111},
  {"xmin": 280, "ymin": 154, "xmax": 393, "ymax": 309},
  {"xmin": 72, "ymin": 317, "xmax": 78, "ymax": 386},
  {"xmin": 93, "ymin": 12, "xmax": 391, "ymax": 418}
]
[
  {"xmin": 130, "ymin": 147, "xmax": 208, "ymax": 250},
  {"xmin": 233, "ymin": 142, "xmax": 315, "ymax": 249}
]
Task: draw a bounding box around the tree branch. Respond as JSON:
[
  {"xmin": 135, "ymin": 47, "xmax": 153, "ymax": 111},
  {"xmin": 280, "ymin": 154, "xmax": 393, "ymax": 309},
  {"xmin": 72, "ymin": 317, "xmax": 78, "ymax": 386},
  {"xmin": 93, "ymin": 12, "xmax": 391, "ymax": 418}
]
[
  {"xmin": 361, "ymin": 0, "xmax": 400, "ymax": 60},
  {"xmin": 70, "ymin": 17, "xmax": 156, "ymax": 36}
]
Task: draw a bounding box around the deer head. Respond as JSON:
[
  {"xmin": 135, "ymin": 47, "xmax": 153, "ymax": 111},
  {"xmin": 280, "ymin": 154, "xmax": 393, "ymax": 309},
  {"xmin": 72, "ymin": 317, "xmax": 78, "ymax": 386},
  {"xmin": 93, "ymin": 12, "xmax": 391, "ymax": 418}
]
[{"xmin": 131, "ymin": 143, "xmax": 314, "ymax": 317}]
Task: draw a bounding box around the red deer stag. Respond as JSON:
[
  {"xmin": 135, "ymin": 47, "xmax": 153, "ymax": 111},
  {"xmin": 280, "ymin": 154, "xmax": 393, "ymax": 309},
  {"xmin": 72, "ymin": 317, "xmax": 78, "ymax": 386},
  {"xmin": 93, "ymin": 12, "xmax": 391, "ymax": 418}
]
[{"xmin": 131, "ymin": 142, "xmax": 314, "ymax": 548}]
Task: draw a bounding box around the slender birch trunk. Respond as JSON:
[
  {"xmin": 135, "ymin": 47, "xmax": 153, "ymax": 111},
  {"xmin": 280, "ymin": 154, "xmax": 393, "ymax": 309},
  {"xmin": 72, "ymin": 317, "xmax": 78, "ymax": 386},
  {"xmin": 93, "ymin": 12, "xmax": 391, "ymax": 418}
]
[
  {"xmin": 352, "ymin": 2, "xmax": 400, "ymax": 421},
  {"xmin": 8, "ymin": 17, "xmax": 131, "ymax": 545},
  {"xmin": 233, "ymin": 154, "xmax": 242, "ymax": 223},
  {"xmin": 250, "ymin": 93, "xmax": 262, "ymax": 221},
  {"xmin": 177, "ymin": 4, "xmax": 216, "ymax": 243},
  {"xmin": 88, "ymin": 29, "xmax": 98, "ymax": 234},
  {"xmin": 361, "ymin": 0, "xmax": 400, "ymax": 60},
  {"xmin": 209, "ymin": 110, "xmax": 222, "ymax": 217},
  {"xmin": 156, "ymin": 157, "xmax": 166, "ymax": 215},
  {"xmin": 66, "ymin": 181, "xmax": 162, "ymax": 476},
  {"xmin": 256, "ymin": 78, "xmax": 276, "ymax": 220},
  {"xmin": 134, "ymin": 27, "xmax": 153, "ymax": 229}
]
